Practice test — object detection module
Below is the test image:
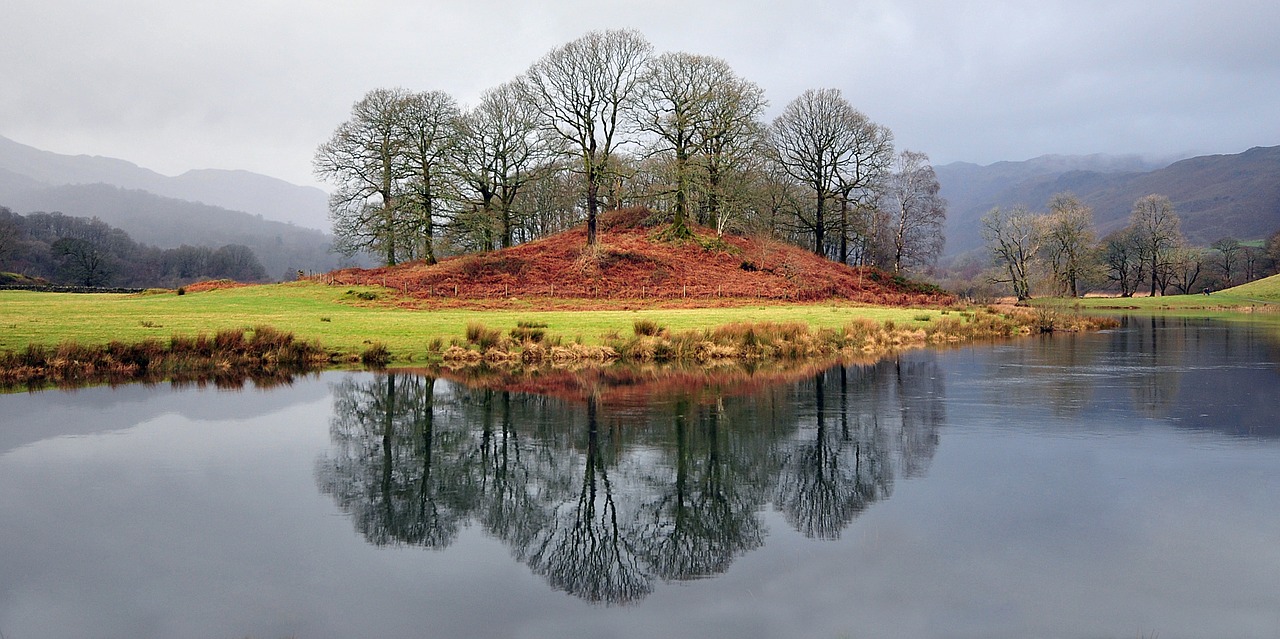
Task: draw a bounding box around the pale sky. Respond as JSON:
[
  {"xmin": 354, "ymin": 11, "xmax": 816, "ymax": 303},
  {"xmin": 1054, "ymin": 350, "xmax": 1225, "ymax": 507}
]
[{"xmin": 3, "ymin": 0, "xmax": 1278, "ymax": 189}]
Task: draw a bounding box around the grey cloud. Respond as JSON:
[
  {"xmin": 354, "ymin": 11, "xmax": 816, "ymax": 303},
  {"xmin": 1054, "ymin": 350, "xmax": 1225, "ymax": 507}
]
[{"xmin": 2, "ymin": 0, "xmax": 1277, "ymax": 185}]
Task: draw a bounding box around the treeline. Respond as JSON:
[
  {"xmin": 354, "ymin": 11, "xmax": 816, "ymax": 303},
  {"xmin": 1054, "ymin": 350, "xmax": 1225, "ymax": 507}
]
[
  {"xmin": 0, "ymin": 206, "xmax": 268, "ymax": 287},
  {"xmin": 970, "ymin": 192, "xmax": 1280, "ymax": 300},
  {"xmin": 314, "ymin": 29, "xmax": 946, "ymax": 275}
]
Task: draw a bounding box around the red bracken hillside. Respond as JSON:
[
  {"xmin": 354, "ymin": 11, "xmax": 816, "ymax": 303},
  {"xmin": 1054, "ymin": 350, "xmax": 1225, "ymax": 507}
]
[{"xmin": 322, "ymin": 207, "xmax": 953, "ymax": 308}]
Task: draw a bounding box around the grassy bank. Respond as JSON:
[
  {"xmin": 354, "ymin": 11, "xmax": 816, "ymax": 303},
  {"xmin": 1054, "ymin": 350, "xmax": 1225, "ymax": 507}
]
[
  {"xmin": 0, "ymin": 283, "xmax": 1124, "ymax": 387},
  {"xmin": 1047, "ymin": 274, "xmax": 1280, "ymax": 313},
  {"xmin": 440, "ymin": 307, "xmax": 1118, "ymax": 366},
  {"xmin": 1, "ymin": 281, "xmax": 958, "ymax": 361},
  {"xmin": 0, "ymin": 325, "xmax": 328, "ymax": 389}
]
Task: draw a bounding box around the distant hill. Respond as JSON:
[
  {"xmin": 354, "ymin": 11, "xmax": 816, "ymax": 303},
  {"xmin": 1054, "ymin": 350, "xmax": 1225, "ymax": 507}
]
[
  {"xmin": 0, "ymin": 134, "xmax": 329, "ymax": 230},
  {"xmin": 936, "ymin": 146, "xmax": 1280, "ymax": 256},
  {"xmin": 0, "ymin": 179, "xmax": 347, "ymax": 279},
  {"xmin": 0, "ymin": 135, "xmax": 359, "ymax": 277}
]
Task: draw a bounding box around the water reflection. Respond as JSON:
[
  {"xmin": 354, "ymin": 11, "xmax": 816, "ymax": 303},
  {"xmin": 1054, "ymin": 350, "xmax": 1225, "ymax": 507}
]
[
  {"xmin": 317, "ymin": 374, "xmax": 466, "ymax": 548},
  {"xmin": 317, "ymin": 357, "xmax": 944, "ymax": 604},
  {"xmin": 984, "ymin": 315, "xmax": 1280, "ymax": 437},
  {"xmin": 7, "ymin": 318, "xmax": 1280, "ymax": 638}
]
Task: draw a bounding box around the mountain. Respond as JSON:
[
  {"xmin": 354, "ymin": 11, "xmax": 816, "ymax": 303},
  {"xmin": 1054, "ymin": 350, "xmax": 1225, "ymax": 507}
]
[
  {"xmin": 0, "ymin": 135, "xmax": 358, "ymax": 278},
  {"xmin": 0, "ymin": 178, "xmax": 347, "ymax": 280},
  {"xmin": 0, "ymin": 135, "xmax": 329, "ymax": 230},
  {"xmin": 935, "ymin": 147, "xmax": 1280, "ymax": 256}
]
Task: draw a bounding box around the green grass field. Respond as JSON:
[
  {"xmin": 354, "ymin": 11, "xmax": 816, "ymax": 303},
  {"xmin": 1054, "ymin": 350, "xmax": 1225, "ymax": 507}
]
[
  {"xmin": 1039, "ymin": 273, "xmax": 1280, "ymax": 312},
  {"xmin": 0, "ymin": 282, "xmax": 947, "ymax": 362}
]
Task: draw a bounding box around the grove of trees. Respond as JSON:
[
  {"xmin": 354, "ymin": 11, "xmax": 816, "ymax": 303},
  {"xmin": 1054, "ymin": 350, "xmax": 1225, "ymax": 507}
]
[
  {"xmin": 314, "ymin": 29, "xmax": 946, "ymax": 275},
  {"xmin": 0, "ymin": 206, "xmax": 268, "ymax": 287},
  {"xmin": 979, "ymin": 192, "xmax": 1280, "ymax": 300}
]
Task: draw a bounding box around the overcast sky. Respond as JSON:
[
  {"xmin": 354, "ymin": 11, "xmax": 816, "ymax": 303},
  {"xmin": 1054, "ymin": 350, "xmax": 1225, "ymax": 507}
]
[{"xmin": 3, "ymin": 0, "xmax": 1278, "ymax": 189}]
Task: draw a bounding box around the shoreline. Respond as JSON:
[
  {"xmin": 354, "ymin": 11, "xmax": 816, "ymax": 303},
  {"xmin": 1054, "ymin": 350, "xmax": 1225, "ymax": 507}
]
[{"xmin": 0, "ymin": 302, "xmax": 1116, "ymax": 392}]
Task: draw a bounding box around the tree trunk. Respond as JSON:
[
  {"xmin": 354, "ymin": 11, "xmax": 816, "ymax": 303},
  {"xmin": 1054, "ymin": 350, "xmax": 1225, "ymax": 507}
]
[
  {"xmin": 586, "ymin": 178, "xmax": 599, "ymax": 247},
  {"xmin": 813, "ymin": 193, "xmax": 826, "ymax": 256},
  {"xmin": 839, "ymin": 198, "xmax": 849, "ymax": 264}
]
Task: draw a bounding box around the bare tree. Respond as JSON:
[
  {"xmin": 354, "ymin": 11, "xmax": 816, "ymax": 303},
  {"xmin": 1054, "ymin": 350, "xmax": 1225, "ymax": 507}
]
[
  {"xmin": 515, "ymin": 160, "xmax": 583, "ymax": 240},
  {"xmin": 1210, "ymin": 236, "xmax": 1242, "ymax": 287},
  {"xmin": 314, "ymin": 88, "xmax": 412, "ymax": 265},
  {"xmin": 210, "ymin": 244, "xmax": 268, "ymax": 282},
  {"xmin": 1100, "ymin": 227, "xmax": 1145, "ymax": 297},
  {"xmin": 981, "ymin": 206, "xmax": 1041, "ymax": 301},
  {"xmin": 1240, "ymin": 245, "xmax": 1268, "ymax": 283},
  {"xmin": 454, "ymin": 81, "xmax": 550, "ymax": 250},
  {"xmin": 769, "ymin": 89, "xmax": 892, "ymax": 259},
  {"xmin": 637, "ymin": 52, "xmax": 767, "ymax": 236},
  {"xmin": 883, "ymin": 150, "xmax": 946, "ymax": 273},
  {"xmin": 0, "ymin": 206, "xmax": 21, "ymax": 269},
  {"xmin": 832, "ymin": 118, "xmax": 893, "ymax": 266},
  {"xmin": 399, "ymin": 90, "xmax": 460, "ymax": 264},
  {"xmin": 1040, "ymin": 192, "xmax": 1096, "ymax": 297},
  {"xmin": 1130, "ymin": 194, "xmax": 1183, "ymax": 296},
  {"xmin": 636, "ymin": 51, "xmax": 717, "ymax": 235},
  {"xmin": 522, "ymin": 29, "xmax": 652, "ymax": 247},
  {"xmin": 697, "ymin": 75, "xmax": 766, "ymax": 235},
  {"xmin": 52, "ymin": 236, "xmax": 111, "ymax": 286},
  {"xmin": 742, "ymin": 162, "xmax": 808, "ymax": 243},
  {"xmin": 1168, "ymin": 246, "xmax": 1207, "ymax": 294}
]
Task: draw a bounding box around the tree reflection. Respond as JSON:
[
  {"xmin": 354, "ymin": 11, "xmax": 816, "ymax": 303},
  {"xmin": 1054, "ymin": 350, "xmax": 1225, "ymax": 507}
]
[
  {"xmin": 633, "ymin": 398, "xmax": 765, "ymax": 581},
  {"xmin": 522, "ymin": 396, "xmax": 651, "ymax": 603},
  {"xmin": 316, "ymin": 373, "xmax": 468, "ymax": 547},
  {"xmin": 775, "ymin": 370, "xmax": 893, "ymax": 539},
  {"xmin": 468, "ymin": 391, "xmax": 549, "ymax": 559},
  {"xmin": 317, "ymin": 357, "xmax": 944, "ymax": 603},
  {"xmin": 1126, "ymin": 315, "xmax": 1183, "ymax": 417}
]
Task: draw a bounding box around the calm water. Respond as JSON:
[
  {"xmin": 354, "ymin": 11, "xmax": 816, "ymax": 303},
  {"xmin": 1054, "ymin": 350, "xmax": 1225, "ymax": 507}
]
[{"xmin": 2, "ymin": 316, "xmax": 1279, "ymax": 639}]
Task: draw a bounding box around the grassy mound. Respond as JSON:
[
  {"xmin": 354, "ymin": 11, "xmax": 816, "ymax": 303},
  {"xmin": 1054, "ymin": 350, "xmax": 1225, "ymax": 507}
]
[
  {"xmin": 321, "ymin": 207, "xmax": 952, "ymax": 308},
  {"xmin": 1222, "ymin": 273, "xmax": 1280, "ymax": 302}
]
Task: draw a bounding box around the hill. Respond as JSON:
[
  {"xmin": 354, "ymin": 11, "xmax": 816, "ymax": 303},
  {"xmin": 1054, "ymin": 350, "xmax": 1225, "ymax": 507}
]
[
  {"xmin": 1222, "ymin": 272, "xmax": 1280, "ymax": 302},
  {"xmin": 0, "ymin": 135, "xmax": 329, "ymax": 229},
  {"xmin": 0, "ymin": 181, "xmax": 346, "ymax": 279},
  {"xmin": 937, "ymin": 146, "xmax": 1280, "ymax": 255},
  {"xmin": 326, "ymin": 208, "xmax": 952, "ymax": 308}
]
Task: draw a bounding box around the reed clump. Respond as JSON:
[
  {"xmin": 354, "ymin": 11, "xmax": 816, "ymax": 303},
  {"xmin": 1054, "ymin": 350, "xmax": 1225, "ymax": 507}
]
[
  {"xmin": 510, "ymin": 320, "xmax": 548, "ymax": 344},
  {"xmin": 360, "ymin": 342, "xmax": 391, "ymax": 367},
  {"xmin": 465, "ymin": 322, "xmax": 506, "ymax": 350}
]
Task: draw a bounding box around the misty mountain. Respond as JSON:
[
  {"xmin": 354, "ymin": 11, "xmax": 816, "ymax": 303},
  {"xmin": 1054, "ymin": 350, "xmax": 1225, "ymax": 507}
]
[
  {"xmin": 936, "ymin": 147, "xmax": 1280, "ymax": 256},
  {"xmin": 0, "ymin": 134, "xmax": 329, "ymax": 230},
  {"xmin": 0, "ymin": 177, "xmax": 348, "ymax": 279}
]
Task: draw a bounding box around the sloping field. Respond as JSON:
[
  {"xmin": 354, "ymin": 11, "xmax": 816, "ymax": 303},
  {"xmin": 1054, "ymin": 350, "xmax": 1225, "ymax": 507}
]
[{"xmin": 1223, "ymin": 273, "xmax": 1280, "ymax": 302}]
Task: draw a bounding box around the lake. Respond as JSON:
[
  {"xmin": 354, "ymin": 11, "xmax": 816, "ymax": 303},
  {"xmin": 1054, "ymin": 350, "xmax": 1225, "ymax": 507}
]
[{"xmin": 2, "ymin": 315, "xmax": 1278, "ymax": 638}]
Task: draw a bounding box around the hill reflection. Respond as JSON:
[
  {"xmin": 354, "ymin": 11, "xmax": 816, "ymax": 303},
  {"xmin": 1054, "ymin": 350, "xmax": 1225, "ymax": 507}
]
[{"xmin": 315, "ymin": 357, "xmax": 944, "ymax": 604}]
